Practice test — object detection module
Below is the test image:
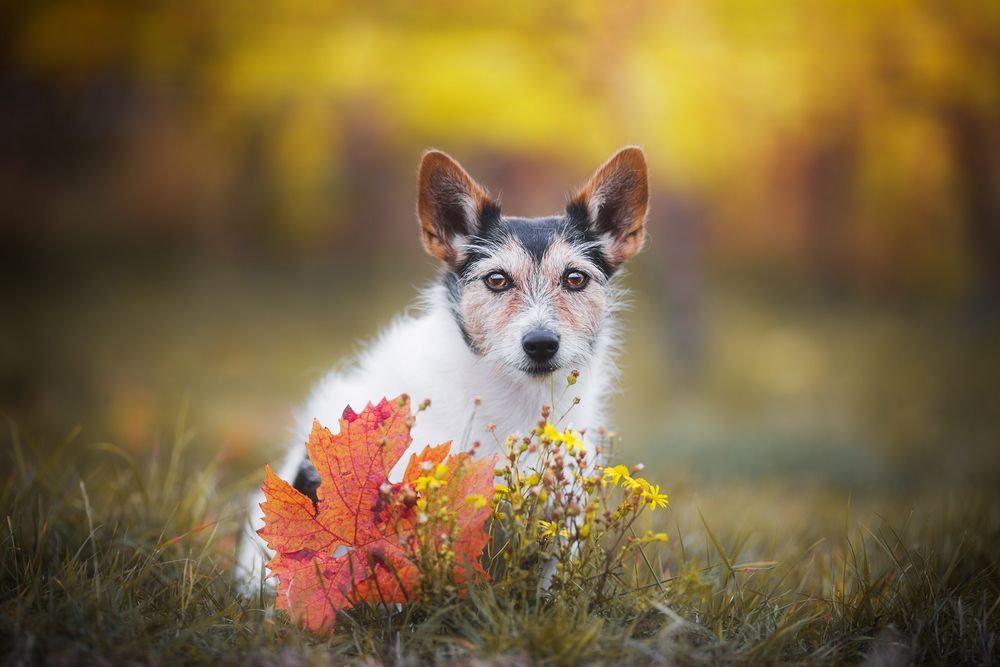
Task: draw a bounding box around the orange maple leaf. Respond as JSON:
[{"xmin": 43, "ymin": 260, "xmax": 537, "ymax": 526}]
[{"xmin": 257, "ymin": 395, "xmax": 495, "ymax": 632}]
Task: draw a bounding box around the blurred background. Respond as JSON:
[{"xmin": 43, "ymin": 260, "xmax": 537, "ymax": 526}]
[{"xmin": 2, "ymin": 1, "xmax": 998, "ymax": 513}]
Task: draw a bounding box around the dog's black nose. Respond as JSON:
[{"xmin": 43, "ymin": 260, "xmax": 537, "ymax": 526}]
[{"xmin": 522, "ymin": 329, "xmax": 560, "ymax": 362}]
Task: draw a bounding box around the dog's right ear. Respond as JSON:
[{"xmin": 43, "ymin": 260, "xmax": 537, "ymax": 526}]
[
  {"xmin": 567, "ymin": 147, "xmax": 649, "ymax": 267},
  {"xmin": 417, "ymin": 150, "xmax": 497, "ymax": 265}
]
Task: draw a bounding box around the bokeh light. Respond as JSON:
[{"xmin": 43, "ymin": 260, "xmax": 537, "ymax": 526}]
[{"xmin": 2, "ymin": 0, "xmax": 998, "ymax": 497}]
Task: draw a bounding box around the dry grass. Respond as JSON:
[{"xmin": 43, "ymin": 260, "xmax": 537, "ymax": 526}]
[
  {"xmin": 2, "ymin": 414, "xmax": 997, "ymax": 666},
  {"xmin": 3, "ymin": 266, "xmax": 998, "ymax": 664}
]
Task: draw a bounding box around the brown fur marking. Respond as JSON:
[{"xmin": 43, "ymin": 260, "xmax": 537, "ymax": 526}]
[
  {"xmin": 417, "ymin": 150, "xmax": 495, "ymax": 264},
  {"xmin": 570, "ymin": 146, "xmax": 649, "ymax": 265}
]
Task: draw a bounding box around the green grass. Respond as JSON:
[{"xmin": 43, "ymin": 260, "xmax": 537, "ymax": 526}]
[
  {"xmin": 3, "ymin": 417, "xmax": 997, "ymax": 666},
  {"xmin": 3, "ymin": 265, "xmax": 998, "ymax": 663}
]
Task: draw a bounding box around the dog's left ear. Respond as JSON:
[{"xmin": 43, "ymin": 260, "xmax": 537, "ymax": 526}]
[
  {"xmin": 568, "ymin": 146, "xmax": 649, "ymax": 265},
  {"xmin": 417, "ymin": 150, "xmax": 497, "ymax": 265}
]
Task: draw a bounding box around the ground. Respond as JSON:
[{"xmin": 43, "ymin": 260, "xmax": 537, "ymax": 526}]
[{"xmin": 2, "ymin": 259, "xmax": 998, "ymax": 665}]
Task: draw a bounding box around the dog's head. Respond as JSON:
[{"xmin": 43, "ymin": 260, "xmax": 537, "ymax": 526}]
[{"xmin": 417, "ymin": 147, "xmax": 648, "ymax": 378}]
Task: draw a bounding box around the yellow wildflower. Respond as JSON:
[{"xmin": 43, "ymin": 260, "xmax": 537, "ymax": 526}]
[
  {"xmin": 538, "ymin": 520, "xmax": 570, "ymax": 539},
  {"xmin": 542, "ymin": 423, "xmax": 584, "ymax": 452},
  {"xmin": 602, "ymin": 465, "xmax": 631, "ymax": 486},
  {"xmin": 413, "ymin": 463, "xmax": 450, "ymax": 492},
  {"xmin": 640, "ymin": 484, "xmax": 669, "ymax": 511},
  {"xmin": 464, "ymin": 494, "xmax": 487, "ymax": 509},
  {"xmin": 562, "ymin": 429, "xmax": 584, "ymax": 454},
  {"xmin": 625, "ymin": 475, "xmax": 647, "ymax": 492}
]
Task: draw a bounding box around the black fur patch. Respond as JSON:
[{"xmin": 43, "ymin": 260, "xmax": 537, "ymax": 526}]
[
  {"xmin": 461, "ymin": 213, "xmax": 614, "ymax": 277},
  {"xmin": 292, "ymin": 459, "xmax": 321, "ymax": 511},
  {"xmin": 504, "ymin": 216, "xmax": 560, "ymax": 263},
  {"xmin": 563, "ymin": 207, "xmax": 616, "ymax": 278},
  {"xmin": 479, "ymin": 200, "xmax": 503, "ymax": 230},
  {"xmin": 564, "ymin": 200, "xmax": 590, "ymax": 226}
]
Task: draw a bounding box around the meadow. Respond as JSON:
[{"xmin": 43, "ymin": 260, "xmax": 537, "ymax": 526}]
[{"xmin": 3, "ymin": 261, "xmax": 997, "ymax": 665}]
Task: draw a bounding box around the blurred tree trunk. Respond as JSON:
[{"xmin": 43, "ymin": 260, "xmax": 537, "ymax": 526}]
[
  {"xmin": 801, "ymin": 117, "xmax": 859, "ymax": 294},
  {"xmin": 944, "ymin": 104, "xmax": 1000, "ymax": 318},
  {"xmin": 654, "ymin": 192, "xmax": 706, "ymax": 386}
]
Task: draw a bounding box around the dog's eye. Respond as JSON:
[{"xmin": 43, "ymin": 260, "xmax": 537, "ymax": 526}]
[
  {"xmin": 562, "ymin": 270, "xmax": 589, "ymax": 291},
  {"xmin": 483, "ymin": 272, "xmax": 512, "ymax": 292}
]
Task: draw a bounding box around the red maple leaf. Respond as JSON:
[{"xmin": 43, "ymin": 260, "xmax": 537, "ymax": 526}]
[{"xmin": 257, "ymin": 395, "xmax": 496, "ymax": 632}]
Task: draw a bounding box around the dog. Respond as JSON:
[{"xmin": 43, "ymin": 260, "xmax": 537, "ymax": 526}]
[{"xmin": 236, "ymin": 146, "xmax": 650, "ymax": 591}]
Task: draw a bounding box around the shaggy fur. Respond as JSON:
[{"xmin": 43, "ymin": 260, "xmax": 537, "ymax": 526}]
[{"xmin": 236, "ymin": 147, "xmax": 649, "ymax": 590}]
